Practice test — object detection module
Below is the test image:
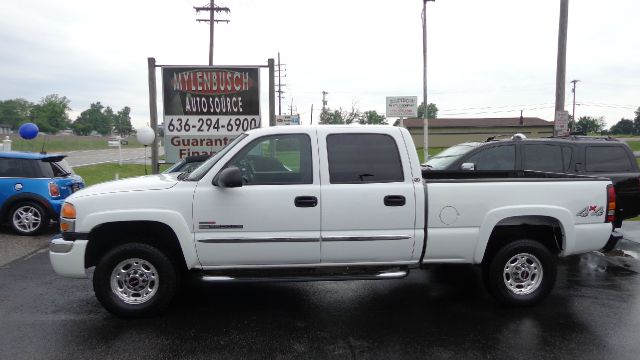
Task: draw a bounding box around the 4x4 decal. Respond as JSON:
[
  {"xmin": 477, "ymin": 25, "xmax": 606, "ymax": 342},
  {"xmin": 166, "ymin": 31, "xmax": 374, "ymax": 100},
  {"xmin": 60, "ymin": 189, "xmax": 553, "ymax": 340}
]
[{"xmin": 576, "ymin": 205, "xmax": 604, "ymax": 217}]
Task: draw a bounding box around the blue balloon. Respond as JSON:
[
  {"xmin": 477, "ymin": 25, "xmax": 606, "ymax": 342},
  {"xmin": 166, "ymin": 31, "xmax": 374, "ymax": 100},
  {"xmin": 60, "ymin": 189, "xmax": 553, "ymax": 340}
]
[{"xmin": 19, "ymin": 123, "xmax": 39, "ymax": 140}]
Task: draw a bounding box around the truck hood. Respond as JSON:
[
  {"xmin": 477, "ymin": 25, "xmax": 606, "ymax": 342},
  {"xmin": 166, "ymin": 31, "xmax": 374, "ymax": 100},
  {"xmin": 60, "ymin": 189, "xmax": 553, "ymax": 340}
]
[{"xmin": 69, "ymin": 173, "xmax": 179, "ymax": 198}]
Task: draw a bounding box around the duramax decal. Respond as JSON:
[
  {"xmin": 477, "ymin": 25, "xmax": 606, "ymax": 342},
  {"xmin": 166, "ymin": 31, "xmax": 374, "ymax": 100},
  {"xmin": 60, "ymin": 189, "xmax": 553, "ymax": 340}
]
[
  {"xmin": 199, "ymin": 221, "xmax": 244, "ymax": 230},
  {"xmin": 576, "ymin": 205, "xmax": 604, "ymax": 217}
]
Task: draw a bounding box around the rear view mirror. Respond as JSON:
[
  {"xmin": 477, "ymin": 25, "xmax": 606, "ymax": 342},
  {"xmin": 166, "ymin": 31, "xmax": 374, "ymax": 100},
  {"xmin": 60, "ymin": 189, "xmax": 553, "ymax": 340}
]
[
  {"xmin": 215, "ymin": 166, "xmax": 243, "ymax": 188},
  {"xmin": 461, "ymin": 163, "xmax": 475, "ymax": 171}
]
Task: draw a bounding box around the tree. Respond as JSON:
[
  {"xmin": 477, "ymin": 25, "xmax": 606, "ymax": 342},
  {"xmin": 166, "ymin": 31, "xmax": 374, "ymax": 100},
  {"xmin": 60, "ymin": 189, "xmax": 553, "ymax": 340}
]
[
  {"xmin": 112, "ymin": 106, "xmax": 133, "ymax": 136},
  {"xmin": 359, "ymin": 110, "xmax": 387, "ymax": 125},
  {"xmin": 417, "ymin": 102, "xmax": 438, "ymax": 119},
  {"xmin": 609, "ymin": 118, "xmax": 635, "ymax": 135},
  {"xmin": 319, "ymin": 105, "xmax": 360, "ymax": 125},
  {"xmin": 575, "ymin": 116, "xmax": 605, "ymax": 134},
  {"xmin": 29, "ymin": 94, "xmax": 71, "ymax": 133},
  {"xmin": 0, "ymin": 98, "xmax": 33, "ymax": 129},
  {"xmin": 72, "ymin": 102, "xmax": 113, "ymax": 136}
]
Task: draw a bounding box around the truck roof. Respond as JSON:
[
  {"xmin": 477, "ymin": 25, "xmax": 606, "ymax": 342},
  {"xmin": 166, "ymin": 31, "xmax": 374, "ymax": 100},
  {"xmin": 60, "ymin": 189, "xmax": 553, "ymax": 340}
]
[{"xmin": 246, "ymin": 125, "xmax": 400, "ymax": 135}]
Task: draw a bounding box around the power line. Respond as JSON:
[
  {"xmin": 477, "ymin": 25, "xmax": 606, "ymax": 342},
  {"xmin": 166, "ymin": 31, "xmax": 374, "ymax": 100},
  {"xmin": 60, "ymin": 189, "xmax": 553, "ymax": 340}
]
[{"xmin": 439, "ymin": 105, "xmax": 556, "ymax": 116}]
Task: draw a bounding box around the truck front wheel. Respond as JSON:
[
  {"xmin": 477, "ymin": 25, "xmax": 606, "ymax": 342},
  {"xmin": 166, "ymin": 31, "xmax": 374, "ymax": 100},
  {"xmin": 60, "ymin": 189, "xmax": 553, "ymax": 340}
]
[
  {"xmin": 484, "ymin": 240, "xmax": 557, "ymax": 306},
  {"xmin": 93, "ymin": 243, "xmax": 178, "ymax": 317}
]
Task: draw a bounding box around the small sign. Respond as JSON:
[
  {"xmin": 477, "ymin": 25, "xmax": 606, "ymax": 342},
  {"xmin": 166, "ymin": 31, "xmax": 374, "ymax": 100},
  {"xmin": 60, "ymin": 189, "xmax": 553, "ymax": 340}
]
[
  {"xmin": 275, "ymin": 115, "xmax": 300, "ymax": 126},
  {"xmin": 554, "ymin": 110, "xmax": 570, "ymax": 136},
  {"xmin": 386, "ymin": 96, "xmax": 418, "ymax": 118}
]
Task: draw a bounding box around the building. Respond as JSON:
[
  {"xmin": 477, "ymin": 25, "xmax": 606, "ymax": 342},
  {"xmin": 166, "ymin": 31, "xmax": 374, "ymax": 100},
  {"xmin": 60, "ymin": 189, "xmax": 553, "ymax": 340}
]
[
  {"xmin": 396, "ymin": 117, "xmax": 554, "ymax": 148},
  {"xmin": 0, "ymin": 124, "xmax": 12, "ymax": 135}
]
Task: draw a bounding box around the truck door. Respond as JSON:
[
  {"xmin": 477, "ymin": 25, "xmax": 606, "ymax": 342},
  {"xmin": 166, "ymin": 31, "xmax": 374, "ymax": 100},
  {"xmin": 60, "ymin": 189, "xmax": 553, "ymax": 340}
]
[
  {"xmin": 192, "ymin": 132, "xmax": 321, "ymax": 266},
  {"xmin": 317, "ymin": 128, "xmax": 417, "ymax": 264}
]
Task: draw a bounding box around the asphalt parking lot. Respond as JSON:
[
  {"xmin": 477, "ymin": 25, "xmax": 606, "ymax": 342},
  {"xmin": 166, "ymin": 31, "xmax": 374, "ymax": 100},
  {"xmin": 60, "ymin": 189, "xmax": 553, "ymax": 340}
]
[{"xmin": 1, "ymin": 225, "xmax": 640, "ymax": 360}]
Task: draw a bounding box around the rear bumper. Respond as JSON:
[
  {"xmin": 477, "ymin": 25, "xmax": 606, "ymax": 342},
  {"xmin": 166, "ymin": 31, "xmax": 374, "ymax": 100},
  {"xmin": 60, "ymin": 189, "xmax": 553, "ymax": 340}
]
[{"xmin": 49, "ymin": 234, "xmax": 88, "ymax": 278}]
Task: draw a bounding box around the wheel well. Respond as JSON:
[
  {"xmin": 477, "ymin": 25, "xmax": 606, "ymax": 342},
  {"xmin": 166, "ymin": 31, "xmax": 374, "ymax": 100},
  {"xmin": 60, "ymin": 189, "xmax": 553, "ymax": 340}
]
[
  {"xmin": 483, "ymin": 216, "xmax": 563, "ymax": 264},
  {"xmin": 84, "ymin": 221, "xmax": 187, "ymax": 271}
]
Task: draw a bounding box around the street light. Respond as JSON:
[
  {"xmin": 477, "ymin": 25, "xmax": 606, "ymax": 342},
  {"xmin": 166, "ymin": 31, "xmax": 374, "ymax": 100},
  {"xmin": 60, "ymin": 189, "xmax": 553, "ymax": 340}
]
[{"xmin": 422, "ymin": 0, "xmax": 435, "ymax": 161}]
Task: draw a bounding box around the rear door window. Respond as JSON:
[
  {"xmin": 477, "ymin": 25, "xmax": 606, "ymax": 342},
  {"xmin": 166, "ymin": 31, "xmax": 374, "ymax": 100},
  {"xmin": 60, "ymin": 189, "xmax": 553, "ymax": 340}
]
[
  {"xmin": 326, "ymin": 133, "xmax": 404, "ymax": 183},
  {"xmin": 465, "ymin": 145, "xmax": 516, "ymax": 170},
  {"xmin": 585, "ymin": 146, "xmax": 633, "ymax": 172},
  {"xmin": 523, "ymin": 144, "xmax": 563, "ymax": 172}
]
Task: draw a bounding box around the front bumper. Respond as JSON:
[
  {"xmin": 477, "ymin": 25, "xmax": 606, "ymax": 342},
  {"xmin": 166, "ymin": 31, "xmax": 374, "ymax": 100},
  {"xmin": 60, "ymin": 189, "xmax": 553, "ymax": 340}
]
[{"xmin": 49, "ymin": 234, "xmax": 88, "ymax": 278}]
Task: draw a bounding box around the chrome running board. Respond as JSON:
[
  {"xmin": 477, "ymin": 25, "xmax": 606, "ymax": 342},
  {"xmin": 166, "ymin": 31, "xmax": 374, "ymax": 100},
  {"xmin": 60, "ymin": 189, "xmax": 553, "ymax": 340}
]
[{"xmin": 196, "ymin": 266, "xmax": 410, "ymax": 283}]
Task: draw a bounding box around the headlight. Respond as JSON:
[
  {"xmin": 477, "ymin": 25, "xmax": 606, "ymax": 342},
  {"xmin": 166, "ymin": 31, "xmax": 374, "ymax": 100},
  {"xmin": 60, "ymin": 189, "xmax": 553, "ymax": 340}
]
[
  {"xmin": 61, "ymin": 203, "xmax": 76, "ymax": 219},
  {"xmin": 60, "ymin": 203, "xmax": 76, "ymax": 232}
]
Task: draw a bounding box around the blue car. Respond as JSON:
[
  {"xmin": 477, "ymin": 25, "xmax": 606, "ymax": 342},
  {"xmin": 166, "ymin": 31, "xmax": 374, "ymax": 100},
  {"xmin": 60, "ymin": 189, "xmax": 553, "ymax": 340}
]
[{"xmin": 0, "ymin": 152, "xmax": 85, "ymax": 235}]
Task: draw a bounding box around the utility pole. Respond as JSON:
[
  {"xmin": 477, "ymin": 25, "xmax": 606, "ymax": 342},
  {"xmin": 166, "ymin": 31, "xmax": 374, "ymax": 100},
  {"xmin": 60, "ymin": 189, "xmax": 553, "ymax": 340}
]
[
  {"xmin": 554, "ymin": 0, "xmax": 569, "ymax": 136},
  {"xmin": 310, "ymin": 104, "xmax": 314, "ymax": 125},
  {"xmin": 570, "ymin": 79, "xmax": 580, "ymax": 128},
  {"xmin": 268, "ymin": 58, "xmax": 276, "ymax": 126},
  {"xmin": 322, "ymin": 91, "xmax": 328, "ymax": 112},
  {"xmin": 275, "ymin": 52, "xmax": 287, "ymax": 115},
  {"xmin": 288, "ymin": 99, "xmax": 297, "ymax": 116},
  {"xmin": 195, "ymin": 1, "xmax": 230, "ymax": 65},
  {"xmin": 321, "ymin": 91, "xmax": 328, "ymax": 124},
  {"xmin": 422, "ymin": 0, "xmax": 435, "ymax": 161}
]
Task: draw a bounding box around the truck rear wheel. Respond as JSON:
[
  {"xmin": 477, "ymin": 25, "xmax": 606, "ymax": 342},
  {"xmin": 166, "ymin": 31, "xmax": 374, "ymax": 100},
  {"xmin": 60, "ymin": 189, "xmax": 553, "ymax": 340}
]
[
  {"xmin": 484, "ymin": 240, "xmax": 557, "ymax": 306},
  {"xmin": 93, "ymin": 243, "xmax": 178, "ymax": 317}
]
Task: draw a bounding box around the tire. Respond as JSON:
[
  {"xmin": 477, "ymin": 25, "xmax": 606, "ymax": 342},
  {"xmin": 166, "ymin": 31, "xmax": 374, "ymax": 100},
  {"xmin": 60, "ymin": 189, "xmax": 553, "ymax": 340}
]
[
  {"xmin": 483, "ymin": 240, "xmax": 557, "ymax": 307},
  {"xmin": 9, "ymin": 201, "xmax": 49, "ymax": 236},
  {"xmin": 93, "ymin": 243, "xmax": 178, "ymax": 318}
]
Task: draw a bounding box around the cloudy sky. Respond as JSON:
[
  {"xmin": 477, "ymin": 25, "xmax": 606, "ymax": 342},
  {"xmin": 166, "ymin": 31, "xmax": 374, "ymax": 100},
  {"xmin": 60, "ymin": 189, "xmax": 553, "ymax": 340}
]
[{"xmin": 1, "ymin": 0, "xmax": 638, "ymax": 128}]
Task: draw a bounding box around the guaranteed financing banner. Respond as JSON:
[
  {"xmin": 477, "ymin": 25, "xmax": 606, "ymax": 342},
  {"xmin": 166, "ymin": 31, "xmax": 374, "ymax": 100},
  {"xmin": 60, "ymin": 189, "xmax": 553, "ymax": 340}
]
[{"xmin": 162, "ymin": 66, "xmax": 261, "ymax": 162}]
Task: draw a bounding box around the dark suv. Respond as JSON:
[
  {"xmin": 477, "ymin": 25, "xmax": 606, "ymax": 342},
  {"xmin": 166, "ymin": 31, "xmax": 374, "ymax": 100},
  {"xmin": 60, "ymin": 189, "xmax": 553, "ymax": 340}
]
[{"xmin": 424, "ymin": 136, "xmax": 640, "ymax": 229}]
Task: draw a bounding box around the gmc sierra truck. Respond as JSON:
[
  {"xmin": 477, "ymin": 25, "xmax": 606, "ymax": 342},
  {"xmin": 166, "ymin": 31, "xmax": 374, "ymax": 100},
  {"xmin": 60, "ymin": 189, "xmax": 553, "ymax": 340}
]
[{"xmin": 50, "ymin": 126, "xmax": 616, "ymax": 317}]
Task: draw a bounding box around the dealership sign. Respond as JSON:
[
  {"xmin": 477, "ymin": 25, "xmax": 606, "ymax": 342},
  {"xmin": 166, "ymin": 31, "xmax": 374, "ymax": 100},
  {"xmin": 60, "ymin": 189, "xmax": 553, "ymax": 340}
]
[
  {"xmin": 162, "ymin": 66, "xmax": 261, "ymax": 162},
  {"xmin": 386, "ymin": 96, "xmax": 418, "ymax": 118},
  {"xmin": 554, "ymin": 110, "xmax": 570, "ymax": 136},
  {"xmin": 275, "ymin": 115, "xmax": 300, "ymax": 125}
]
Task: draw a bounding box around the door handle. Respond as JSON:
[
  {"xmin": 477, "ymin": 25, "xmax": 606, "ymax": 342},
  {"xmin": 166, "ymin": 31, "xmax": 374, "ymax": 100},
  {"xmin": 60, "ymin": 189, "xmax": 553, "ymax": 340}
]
[
  {"xmin": 384, "ymin": 195, "xmax": 406, "ymax": 206},
  {"xmin": 295, "ymin": 196, "xmax": 318, "ymax": 208}
]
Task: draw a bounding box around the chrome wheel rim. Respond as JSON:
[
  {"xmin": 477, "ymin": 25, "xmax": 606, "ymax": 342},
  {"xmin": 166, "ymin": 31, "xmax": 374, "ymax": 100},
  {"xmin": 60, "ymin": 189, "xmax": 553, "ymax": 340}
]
[
  {"xmin": 110, "ymin": 258, "xmax": 159, "ymax": 304},
  {"xmin": 503, "ymin": 253, "xmax": 543, "ymax": 295},
  {"xmin": 12, "ymin": 205, "xmax": 42, "ymax": 233}
]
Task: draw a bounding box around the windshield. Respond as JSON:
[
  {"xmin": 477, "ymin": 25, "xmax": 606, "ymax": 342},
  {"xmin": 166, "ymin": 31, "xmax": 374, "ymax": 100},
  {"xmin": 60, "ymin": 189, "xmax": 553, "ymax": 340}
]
[
  {"xmin": 425, "ymin": 143, "xmax": 480, "ymax": 170},
  {"xmin": 185, "ymin": 134, "xmax": 248, "ymax": 181}
]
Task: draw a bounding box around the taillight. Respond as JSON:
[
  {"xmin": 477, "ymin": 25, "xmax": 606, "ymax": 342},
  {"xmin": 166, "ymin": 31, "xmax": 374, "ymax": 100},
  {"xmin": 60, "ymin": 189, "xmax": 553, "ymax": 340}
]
[
  {"xmin": 605, "ymin": 184, "xmax": 616, "ymax": 223},
  {"xmin": 49, "ymin": 182, "xmax": 60, "ymax": 197}
]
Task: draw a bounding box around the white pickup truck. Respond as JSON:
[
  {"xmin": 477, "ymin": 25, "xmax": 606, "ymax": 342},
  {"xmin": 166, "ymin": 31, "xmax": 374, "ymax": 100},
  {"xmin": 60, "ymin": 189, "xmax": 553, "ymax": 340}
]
[{"xmin": 50, "ymin": 126, "xmax": 616, "ymax": 317}]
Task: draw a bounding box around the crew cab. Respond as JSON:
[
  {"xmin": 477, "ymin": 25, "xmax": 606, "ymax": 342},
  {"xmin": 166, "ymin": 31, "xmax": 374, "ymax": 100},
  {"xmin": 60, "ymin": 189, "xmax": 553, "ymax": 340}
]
[{"xmin": 50, "ymin": 126, "xmax": 615, "ymax": 317}]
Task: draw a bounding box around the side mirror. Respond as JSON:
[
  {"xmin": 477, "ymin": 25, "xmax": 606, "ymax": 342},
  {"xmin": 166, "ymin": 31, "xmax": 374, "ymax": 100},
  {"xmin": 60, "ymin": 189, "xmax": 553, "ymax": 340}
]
[
  {"xmin": 460, "ymin": 163, "xmax": 475, "ymax": 171},
  {"xmin": 215, "ymin": 166, "xmax": 243, "ymax": 188}
]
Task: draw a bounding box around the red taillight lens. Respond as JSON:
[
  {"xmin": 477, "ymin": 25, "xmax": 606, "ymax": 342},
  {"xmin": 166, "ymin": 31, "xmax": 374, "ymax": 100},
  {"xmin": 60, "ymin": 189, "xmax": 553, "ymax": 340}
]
[
  {"xmin": 605, "ymin": 184, "xmax": 616, "ymax": 223},
  {"xmin": 49, "ymin": 182, "xmax": 60, "ymax": 197}
]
